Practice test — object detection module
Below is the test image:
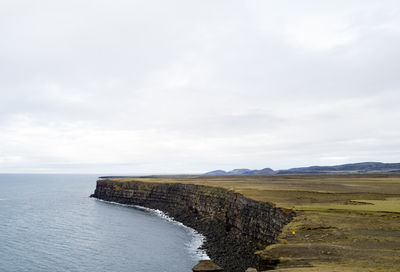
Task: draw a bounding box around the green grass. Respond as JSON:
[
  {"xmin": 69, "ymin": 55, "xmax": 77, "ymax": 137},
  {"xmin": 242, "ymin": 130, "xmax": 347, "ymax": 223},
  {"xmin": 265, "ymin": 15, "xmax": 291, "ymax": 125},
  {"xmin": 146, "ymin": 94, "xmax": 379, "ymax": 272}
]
[{"xmin": 298, "ymin": 198, "xmax": 400, "ymax": 214}]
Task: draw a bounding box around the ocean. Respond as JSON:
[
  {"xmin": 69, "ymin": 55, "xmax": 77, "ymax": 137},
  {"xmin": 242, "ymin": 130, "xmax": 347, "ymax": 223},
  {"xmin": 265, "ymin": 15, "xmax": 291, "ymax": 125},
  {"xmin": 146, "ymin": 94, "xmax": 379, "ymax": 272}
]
[{"xmin": 0, "ymin": 174, "xmax": 207, "ymax": 272}]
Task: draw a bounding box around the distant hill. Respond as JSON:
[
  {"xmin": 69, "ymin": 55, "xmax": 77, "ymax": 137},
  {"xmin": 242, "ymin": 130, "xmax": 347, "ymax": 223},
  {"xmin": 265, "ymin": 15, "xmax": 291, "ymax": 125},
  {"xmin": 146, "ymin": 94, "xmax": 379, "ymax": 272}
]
[
  {"xmin": 204, "ymin": 168, "xmax": 275, "ymax": 176},
  {"xmin": 203, "ymin": 170, "xmax": 228, "ymax": 175},
  {"xmin": 204, "ymin": 162, "xmax": 400, "ymax": 175},
  {"xmin": 276, "ymin": 162, "xmax": 400, "ymax": 174}
]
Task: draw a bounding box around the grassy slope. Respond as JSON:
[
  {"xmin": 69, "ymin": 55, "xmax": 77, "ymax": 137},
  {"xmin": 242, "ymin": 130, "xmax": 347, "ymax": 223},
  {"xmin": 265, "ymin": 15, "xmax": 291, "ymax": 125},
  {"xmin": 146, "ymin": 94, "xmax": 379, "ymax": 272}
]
[{"xmin": 107, "ymin": 175, "xmax": 400, "ymax": 271}]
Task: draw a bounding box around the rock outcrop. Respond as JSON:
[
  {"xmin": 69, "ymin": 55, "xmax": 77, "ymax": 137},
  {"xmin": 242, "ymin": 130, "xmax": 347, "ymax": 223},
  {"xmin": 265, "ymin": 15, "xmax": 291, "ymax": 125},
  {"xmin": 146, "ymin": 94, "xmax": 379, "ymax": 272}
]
[
  {"xmin": 91, "ymin": 179, "xmax": 294, "ymax": 272},
  {"xmin": 193, "ymin": 260, "xmax": 224, "ymax": 271}
]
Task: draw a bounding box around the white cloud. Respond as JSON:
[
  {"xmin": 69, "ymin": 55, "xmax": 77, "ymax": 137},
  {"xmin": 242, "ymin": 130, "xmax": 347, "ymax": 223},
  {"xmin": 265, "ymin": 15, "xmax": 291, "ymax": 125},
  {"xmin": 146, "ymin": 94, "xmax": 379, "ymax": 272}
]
[
  {"xmin": 282, "ymin": 16, "xmax": 358, "ymax": 51},
  {"xmin": 0, "ymin": 0, "xmax": 399, "ymax": 173}
]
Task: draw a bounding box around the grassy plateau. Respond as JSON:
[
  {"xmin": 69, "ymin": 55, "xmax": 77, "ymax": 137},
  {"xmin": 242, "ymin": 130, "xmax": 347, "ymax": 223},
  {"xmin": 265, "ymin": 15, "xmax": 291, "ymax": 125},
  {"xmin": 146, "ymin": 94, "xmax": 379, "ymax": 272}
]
[{"xmin": 107, "ymin": 174, "xmax": 400, "ymax": 271}]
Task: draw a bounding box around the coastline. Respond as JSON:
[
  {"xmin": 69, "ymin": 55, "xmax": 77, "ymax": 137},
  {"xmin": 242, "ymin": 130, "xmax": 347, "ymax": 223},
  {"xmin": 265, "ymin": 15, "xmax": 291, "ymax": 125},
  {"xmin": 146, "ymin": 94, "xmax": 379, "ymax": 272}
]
[
  {"xmin": 90, "ymin": 179, "xmax": 294, "ymax": 272},
  {"xmin": 93, "ymin": 198, "xmax": 210, "ymax": 261}
]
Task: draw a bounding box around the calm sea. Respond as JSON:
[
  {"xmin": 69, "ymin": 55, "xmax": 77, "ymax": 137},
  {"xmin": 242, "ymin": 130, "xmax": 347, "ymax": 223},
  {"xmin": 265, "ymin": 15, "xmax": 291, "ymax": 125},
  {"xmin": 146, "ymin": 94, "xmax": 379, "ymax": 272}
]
[{"xmin": 0, "ymin": 174, "xmax": 207, "ymax": 272}]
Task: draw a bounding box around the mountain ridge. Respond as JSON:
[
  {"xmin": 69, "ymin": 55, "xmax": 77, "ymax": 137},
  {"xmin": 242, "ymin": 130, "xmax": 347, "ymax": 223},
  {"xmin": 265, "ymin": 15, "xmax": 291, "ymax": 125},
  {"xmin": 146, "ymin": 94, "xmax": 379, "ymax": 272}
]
[{"xmin": 204, "ymin": 162, "xmax": 400, "ymax": 175}]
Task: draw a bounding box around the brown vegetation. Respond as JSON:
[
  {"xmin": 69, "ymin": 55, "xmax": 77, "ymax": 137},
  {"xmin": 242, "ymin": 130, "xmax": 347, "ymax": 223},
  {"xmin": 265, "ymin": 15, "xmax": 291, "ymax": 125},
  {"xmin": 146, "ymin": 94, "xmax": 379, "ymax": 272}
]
[{"xmin": 110, "ymin": 174, "xmax": 400, "ymax": 271}]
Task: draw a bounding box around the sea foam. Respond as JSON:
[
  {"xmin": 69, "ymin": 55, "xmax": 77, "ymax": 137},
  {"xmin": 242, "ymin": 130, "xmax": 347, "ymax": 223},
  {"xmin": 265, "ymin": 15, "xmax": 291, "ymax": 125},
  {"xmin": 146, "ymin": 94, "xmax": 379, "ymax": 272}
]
[{"xmin": 94, "ymin": 198, "xmax": 210, "ymax": 260}]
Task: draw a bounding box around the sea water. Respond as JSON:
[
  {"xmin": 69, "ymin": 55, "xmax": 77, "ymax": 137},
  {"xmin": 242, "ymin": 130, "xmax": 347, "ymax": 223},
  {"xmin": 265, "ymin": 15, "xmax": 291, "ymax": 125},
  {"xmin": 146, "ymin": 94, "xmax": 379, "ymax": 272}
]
[{"xmin": 0, "ymin": 174, "xmax": 207, "ymax": 272}]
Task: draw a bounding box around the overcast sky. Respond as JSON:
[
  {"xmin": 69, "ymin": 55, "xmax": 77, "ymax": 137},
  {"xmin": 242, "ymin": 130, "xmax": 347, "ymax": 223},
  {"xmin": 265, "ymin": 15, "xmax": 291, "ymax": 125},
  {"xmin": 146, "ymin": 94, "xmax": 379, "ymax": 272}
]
[{"xmin": 1, "ymin": 0, "xmax": 399, "ymax": 174}]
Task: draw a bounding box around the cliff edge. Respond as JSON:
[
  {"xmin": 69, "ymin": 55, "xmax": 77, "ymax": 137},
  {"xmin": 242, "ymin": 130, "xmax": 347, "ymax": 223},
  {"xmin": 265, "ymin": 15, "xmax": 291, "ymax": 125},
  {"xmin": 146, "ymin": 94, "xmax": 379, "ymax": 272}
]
[{"xmin": 91, "ymin": 179, "xmax": 294, "ymax": 272}]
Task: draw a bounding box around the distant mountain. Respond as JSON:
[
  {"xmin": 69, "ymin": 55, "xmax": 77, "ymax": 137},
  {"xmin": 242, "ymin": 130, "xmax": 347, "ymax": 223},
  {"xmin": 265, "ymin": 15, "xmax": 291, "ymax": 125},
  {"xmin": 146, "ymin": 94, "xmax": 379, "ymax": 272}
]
[
  {"xmin": 229, "ymin": 169, "xmax": 253, "ymax": 175},
  {"xmin": 256, "ymin": 168, "xmax": 277, "ymax": 175},
  {"xmin": 204, "ymin": 162, "xmax": 400, "ymax": 176},
  {"xmin": 276, "ymin": 162, "xmax": 400, "ymax": 174},
  {"xmin": 204, "ymin": 167, "xmax": 275, "ymax": 175},
  {"xmin": 203, "ymin": 170, "xmax": 228, "ymax": 176}
]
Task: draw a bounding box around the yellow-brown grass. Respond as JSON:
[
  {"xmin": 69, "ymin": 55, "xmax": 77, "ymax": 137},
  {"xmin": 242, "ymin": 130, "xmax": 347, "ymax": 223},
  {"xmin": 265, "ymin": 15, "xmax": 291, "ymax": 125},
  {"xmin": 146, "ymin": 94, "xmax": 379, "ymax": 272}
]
[{"xmin": 106, "ymin": 174, "xmax": 400, "ymax": 271}]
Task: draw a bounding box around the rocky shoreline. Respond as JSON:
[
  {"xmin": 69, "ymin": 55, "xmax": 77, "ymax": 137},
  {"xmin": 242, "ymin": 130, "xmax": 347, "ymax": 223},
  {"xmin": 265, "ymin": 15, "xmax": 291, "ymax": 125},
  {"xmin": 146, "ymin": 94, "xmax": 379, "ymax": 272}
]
[{"xmin": 90, "ymin": 179, "xmax": 294, "ymax": 272}]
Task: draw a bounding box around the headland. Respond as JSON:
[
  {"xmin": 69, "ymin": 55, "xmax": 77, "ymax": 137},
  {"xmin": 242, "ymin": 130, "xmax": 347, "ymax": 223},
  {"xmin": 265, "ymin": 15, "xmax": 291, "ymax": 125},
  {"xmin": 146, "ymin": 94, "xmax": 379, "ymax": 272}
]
[{"xmin": 91, "ymin": 174, "xmax": 400, "ymax": 271}]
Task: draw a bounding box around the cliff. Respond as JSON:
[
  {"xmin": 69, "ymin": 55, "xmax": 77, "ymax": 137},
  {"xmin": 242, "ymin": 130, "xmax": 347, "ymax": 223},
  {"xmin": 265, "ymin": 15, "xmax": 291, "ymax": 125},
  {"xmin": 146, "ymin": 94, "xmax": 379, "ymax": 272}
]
[{"xmin": 91, "ymin": 179, "xmax": 294, "ymax": 272}]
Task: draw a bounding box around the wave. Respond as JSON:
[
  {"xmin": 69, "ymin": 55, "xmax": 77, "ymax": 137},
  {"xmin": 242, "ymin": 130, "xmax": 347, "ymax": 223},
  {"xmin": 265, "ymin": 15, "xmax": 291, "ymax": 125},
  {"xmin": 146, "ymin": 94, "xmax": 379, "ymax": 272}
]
[{"xmin": 93, "ymin": 198, "xmax": 210, "ymax": 260}]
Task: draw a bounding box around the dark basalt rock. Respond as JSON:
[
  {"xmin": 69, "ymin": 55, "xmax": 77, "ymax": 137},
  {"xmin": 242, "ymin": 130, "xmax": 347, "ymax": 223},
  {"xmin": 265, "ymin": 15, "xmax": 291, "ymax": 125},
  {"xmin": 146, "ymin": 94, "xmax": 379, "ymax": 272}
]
[{"xmin": 91, "ymin": 180, "xmax": 294, "ymax": 272}]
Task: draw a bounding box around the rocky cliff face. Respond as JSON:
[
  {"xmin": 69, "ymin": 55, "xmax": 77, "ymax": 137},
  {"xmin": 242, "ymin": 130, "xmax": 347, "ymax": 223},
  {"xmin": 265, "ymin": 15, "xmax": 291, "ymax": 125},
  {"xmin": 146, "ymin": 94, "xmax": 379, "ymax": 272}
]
[{"xmin": 91, "ymin": 179, "xmax": 294, "ymax": 272}]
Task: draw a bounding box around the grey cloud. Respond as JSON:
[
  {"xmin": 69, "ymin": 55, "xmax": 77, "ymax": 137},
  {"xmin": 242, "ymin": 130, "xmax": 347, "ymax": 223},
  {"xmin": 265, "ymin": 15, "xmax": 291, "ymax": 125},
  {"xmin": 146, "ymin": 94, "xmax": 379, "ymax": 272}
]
[{"xmin": 0, "ymin": 0, "xmax": 399, "ymax": 173}]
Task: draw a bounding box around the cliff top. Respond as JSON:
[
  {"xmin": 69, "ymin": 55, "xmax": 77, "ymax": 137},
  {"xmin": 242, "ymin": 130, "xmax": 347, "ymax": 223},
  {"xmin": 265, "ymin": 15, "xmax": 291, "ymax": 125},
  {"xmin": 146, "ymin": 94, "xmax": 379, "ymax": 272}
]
[{"xmin": 99, "ymin": 174, "xmax": 400, "ymax": 209}]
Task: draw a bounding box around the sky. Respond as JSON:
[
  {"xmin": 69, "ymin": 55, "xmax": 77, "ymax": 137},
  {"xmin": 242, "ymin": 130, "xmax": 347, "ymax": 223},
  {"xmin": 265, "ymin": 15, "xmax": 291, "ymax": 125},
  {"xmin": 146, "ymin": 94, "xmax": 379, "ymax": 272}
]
[{"xmin": 1, "ymin": 0, "xmax": 400, "ymax": 174}]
